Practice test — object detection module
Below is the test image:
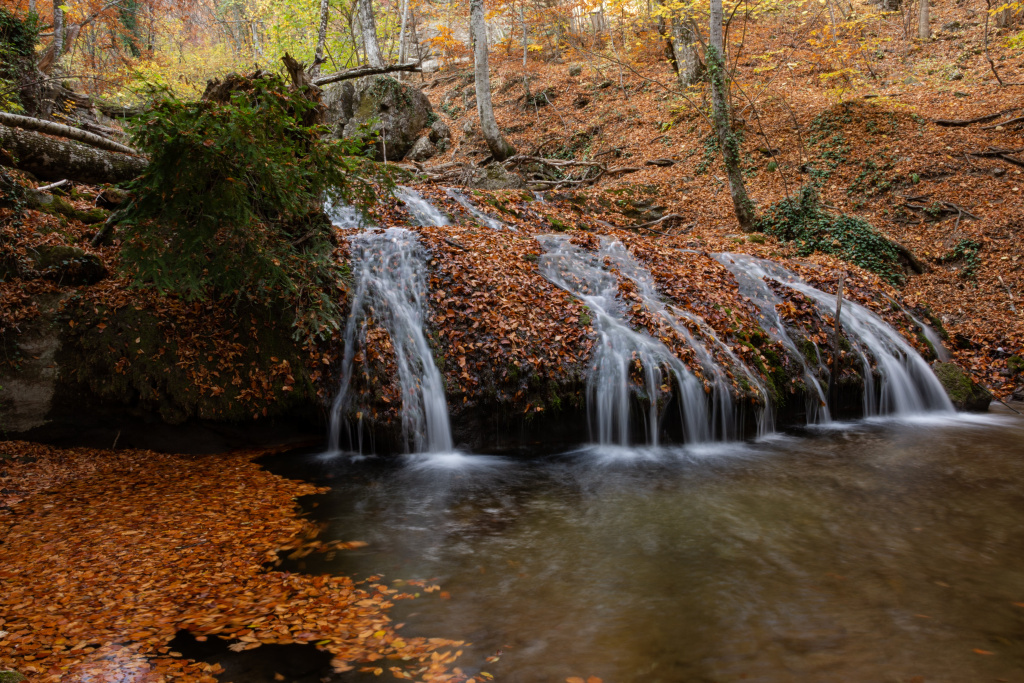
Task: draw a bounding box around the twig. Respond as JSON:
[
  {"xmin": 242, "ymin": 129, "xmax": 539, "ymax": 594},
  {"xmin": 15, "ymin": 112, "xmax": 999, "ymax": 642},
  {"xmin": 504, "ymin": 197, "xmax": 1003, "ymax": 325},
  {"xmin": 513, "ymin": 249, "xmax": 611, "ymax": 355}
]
[
  {"xmin": 933, "ymin": 108, "xmax": 1022, "ymax": 127},
  {"xmin": 998, "ymin": 275, "xmax": 1017, "ymax": 314},
  {"xmin": 36, "ymin": 179, "xmax": 68, "ymax": 192}
]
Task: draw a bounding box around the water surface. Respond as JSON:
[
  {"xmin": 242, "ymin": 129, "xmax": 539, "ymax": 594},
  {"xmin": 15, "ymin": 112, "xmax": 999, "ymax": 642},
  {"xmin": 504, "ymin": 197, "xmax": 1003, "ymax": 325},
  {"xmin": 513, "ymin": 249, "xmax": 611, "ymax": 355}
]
[{"xmin": 264, "ymin": 410, "xmax": 1024, "ymax": 682}]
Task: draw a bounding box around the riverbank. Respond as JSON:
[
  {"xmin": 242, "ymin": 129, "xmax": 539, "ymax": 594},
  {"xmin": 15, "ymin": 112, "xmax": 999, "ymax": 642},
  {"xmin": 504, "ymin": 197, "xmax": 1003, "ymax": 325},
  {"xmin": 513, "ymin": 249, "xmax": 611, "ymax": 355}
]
[{"xmin": 0, "ymin": 441, "xmax": 477, "ymax": 682}]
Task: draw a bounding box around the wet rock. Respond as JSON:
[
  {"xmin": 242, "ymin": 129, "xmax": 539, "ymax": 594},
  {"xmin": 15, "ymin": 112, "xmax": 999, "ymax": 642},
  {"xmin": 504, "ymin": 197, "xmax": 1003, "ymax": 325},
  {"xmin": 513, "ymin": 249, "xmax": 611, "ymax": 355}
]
[
  {"xmin": 0, "ymin": 671, "xmax": 27, "ymax": 683},
  {"xmin": 429, "ymin": 118, "xmax": 451, "ymax": 143},
  {"xmin": 933, "ymin": 361, "xmax": 990, "ymax": 411},
  {"xmin": 28, "ymin": 245, "xmax": 107, "ymax": 285},
  {"xmin": 331, "ymin": 76, "xmax": 434, "ymax": 161},
  {"xmin": 406, "ymin": 135, "xmax": 438, "ymax": 162},
  {"xmin": 461, "ymin": 164, "xmax": 526, "ymax": 190}
]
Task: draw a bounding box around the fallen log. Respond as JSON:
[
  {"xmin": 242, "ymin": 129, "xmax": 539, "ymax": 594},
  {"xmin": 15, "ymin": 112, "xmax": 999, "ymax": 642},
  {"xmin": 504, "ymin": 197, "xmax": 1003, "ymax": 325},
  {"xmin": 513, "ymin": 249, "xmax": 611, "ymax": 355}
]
[
  {"xmin": 0, "ymin": 112, "xmax": 138, "ymax": 155},
  {"xmin": 312, "ymin": 61, "xmax": 422, "ymax": 87},
  {"xmin": 0, "ymin": 123, "xmax": 147, "ymax": 185},
  {"xmin": 932, "ymin": 107, "xmax": 1023, "ymax": 127}
]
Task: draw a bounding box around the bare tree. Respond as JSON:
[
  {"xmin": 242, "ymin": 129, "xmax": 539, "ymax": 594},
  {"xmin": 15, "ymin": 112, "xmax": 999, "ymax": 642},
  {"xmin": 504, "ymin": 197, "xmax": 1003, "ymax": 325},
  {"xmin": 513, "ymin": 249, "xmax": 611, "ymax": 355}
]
[
  {"xmin": 470, "ymin": 0, "xmax": 515, "ymax": 160},
  {"xmin": 918, "ymin": 0, "xmax": 929, "ymax": 39},
  {"xmin": 313, "ymin": 0, "xmax": 330, "ymax": 76},
  {"xmin": 708, "ymin": 0, "xmax": 756, "ymax": 231},
  {"xmin": 357, "ymin": 0, "xmax": 384, "ymax": 68},
  {"xmin": 666, "ymin": 14, "xmax": 703, "ymax": 87},
  {"xmin": 397, "ymin": 0, "xmax": 411, "ymax": 79},
  {"xmin": 52, "ymin": 0, "xmax": 64, "ymax": 58}
]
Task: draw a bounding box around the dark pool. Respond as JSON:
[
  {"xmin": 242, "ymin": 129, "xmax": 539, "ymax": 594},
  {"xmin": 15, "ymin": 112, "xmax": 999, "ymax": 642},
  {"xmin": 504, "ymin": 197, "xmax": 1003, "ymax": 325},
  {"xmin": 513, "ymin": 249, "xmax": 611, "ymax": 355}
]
[{"xmin": 262, "ymin": 409, "xmax": 1024, "ymax": 682}]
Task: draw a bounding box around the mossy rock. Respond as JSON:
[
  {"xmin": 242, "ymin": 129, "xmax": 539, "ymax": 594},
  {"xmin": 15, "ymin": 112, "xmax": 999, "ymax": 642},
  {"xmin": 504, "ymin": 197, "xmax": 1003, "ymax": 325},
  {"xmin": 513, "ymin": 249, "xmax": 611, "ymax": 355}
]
[
  {"xmin": 933, "ymin": 362, "xmax": 990, "ymax": 412},
  {"xmin": 0, "ymin": 671, "xmax": 27, "ymax": 683},
  {"xmin": 27, "ymin": 245, "xmax": 108, "ymax": 285},
  {"xmin": 53, "ymin": 301, "xmax": 321, "ymax": 424}
]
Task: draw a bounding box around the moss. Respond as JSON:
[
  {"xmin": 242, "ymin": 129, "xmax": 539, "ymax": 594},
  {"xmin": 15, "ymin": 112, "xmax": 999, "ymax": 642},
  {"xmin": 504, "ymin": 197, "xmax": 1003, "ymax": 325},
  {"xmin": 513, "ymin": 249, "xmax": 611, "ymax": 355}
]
[
  {"xmin": 1008, "ymin": 356, "xmax": 1024, "ymax": 375},
  {"xmin": 933, "ymin": 362, "xmax": 990, "ymax": 411},
  {"xmin": 0, "ymin": 671, "xmax": 27, "ymax": 683},
  {"xmin": 549, "ymin": 217, "xmax": 569, "ymax": 232},
  {"xmin": 578, "ymin": 308, "xmax": 592, "ymax": 327}
]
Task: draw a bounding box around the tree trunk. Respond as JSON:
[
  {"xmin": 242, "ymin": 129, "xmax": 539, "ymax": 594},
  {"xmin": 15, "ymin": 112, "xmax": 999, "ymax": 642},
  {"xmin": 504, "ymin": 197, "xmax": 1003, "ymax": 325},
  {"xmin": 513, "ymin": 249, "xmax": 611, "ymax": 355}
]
[
  {"xmin": 397, "ymin": 0, "xmax": 410, "ymax": 80},
  {"xmin": 708, "ymin": 0, "xmax": 756, "ymax": 232},
  {"xmin": 470, "ymin": 0, "xmax": 515, "ymax": 161},
  {"xmin": 918, "ymin": 0, "xmax": 929, "ymax": 38},
  {"xmin": 0, "ymin": 124, "xmax": 147, "ymax": 185},
  {"xmin": 313, "ymin": 0, "xmax": 330, "ymax": 77},
  {"xmin": 52, "ymin": 0, "xmax": 64, "ymax": 58},
  {"xmin": 879, "ymin": 0, "xmax": 901, "ymax": 11},
  {"xmin": 667, "ymin": 14, "xmax": 703, "ymax": 87},
  {"xmin": 357, "ymin": 0, "xmax": 384, "ymax": 68},
  {"xmin": 0, "ymin": 112, "xmax": 138, "ymax": 155}
]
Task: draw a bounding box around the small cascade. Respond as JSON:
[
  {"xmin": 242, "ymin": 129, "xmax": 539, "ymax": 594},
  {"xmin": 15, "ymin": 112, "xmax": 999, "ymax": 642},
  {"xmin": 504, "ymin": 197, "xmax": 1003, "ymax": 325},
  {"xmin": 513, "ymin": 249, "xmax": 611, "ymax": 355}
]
[
  {"xmin": 328, "ymin": 228, "xmax": 454, "ymax": 454},
  {"xmin": 903, "ymin": 307, "xmax": 952, "ymax": 362},
  {"xmin": 715, "ymin": 252, "xmax": 954, "ymax": 418},
  {"xmin": 326, "ymin": 200, "xmax": 374, "ymax": 229},
  {"xmin": 445, "ymin": 188, "xmax": 510, "ymax": 230},
  {"xmin": 394, "ymin": 186, "xmax": 451, "ymax": 226},
  {"xmin": 713, "ymin": 253, "xmax": 833, "ymax": 423},
  {"xmin": 537, "ymin": 235, "xmax": 711, "ymax": 446}
]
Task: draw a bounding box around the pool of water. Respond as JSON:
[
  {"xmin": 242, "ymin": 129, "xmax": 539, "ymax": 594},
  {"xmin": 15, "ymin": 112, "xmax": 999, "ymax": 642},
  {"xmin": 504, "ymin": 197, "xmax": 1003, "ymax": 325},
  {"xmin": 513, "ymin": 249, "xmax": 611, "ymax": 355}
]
[{"xmin": 263, "ymin": 409, "xmax": 1024, "ymax": 682}]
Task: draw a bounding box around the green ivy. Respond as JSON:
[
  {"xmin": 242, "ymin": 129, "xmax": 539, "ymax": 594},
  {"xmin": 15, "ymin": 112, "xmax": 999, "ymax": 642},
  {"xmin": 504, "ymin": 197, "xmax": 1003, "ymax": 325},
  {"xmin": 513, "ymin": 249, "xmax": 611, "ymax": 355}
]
[
  {"xmin": 940, "ymin": 238, "xmax": 982, "ymax": 280},
  {"xmin": 758, "ymin": 186, "xmax": 904, "ymax": 285},
  {"xmin": 120, "ymin": 74, "xmax": 389, "ymax": 342}
]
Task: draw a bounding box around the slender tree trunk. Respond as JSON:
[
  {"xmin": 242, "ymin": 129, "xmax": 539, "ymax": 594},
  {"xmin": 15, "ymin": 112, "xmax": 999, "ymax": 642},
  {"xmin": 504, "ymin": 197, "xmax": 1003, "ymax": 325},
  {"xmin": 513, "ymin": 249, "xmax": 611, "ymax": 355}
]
[
  {"xmin": 708, "ymin": 0, "xmax": 756, "ymax": 231},
  {"xmin": 357, "ymin": 0, "xmax": 384, "ymax": 68},
  {"xmin": 918, "ymin": 0, "xmax": 929, "ymax": 39},
  {"xmin": 470, "ymin": 0, "xmax": 514, "ymax": 160},
  {"xmin": 52, "ymin": 0, "xmax": 64, "ymax": 59},
  {"xmin": 521, "ymin": 1, "xmax": 532, "ymax": 103},
  {"xmin": 397, "ymin": 0, "xmax": 410, "ymax": 80},
  {"xmin": 313, "ymin": 0, "xmax": 330, "ymax": 76}
]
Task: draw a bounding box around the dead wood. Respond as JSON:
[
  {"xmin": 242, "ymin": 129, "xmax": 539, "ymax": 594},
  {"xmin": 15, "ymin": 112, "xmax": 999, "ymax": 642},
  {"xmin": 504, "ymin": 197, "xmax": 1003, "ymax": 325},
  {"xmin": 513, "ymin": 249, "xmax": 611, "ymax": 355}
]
[
  {"xmin": 0, "ymin": 123, "xmax": 147, "ymax": 185},
  {"xmin": 0, "ymin": 111, "xmax": 138, "ymax": 155},
  {"xmin": 932, "ymin": 108, "xmax": 1022, "ymax": 127},
  {"xmin": 312, "ymin": 61, "xmax": 422, "ymax": 87}
]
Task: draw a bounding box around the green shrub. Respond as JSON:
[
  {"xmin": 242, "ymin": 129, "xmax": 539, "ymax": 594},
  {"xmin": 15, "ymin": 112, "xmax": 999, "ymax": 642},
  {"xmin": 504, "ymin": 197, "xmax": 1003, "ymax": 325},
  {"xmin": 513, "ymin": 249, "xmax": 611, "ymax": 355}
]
[
  {"xmin": 120, "ymin": 74, "xmax": 387, "ymax": 341},
  {"xmin": 939, "ymin": 238, "xmax": 982, "ymax": 280},
  {"xmin": 0, "ymin": 8, "xmax": 39, "ymax": 113},
  {"xmin": 758, "ymin": 185, "xmax": 904, "ymax": 285}
]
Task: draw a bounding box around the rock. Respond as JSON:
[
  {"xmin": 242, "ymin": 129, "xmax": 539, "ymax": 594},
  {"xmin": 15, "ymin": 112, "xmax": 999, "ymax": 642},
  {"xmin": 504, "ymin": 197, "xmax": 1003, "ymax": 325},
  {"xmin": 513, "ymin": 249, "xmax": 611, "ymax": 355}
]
[
  {"xmin": 28, "ymin": 245, "xmax": 108, "ymax": 285},
  {"xmin": 569, "ymin": 64, "xmax": 583, "ymax": 77},
  {"xmin": 992, "ymin": 167, "xmax": 1006, "ymax": 177},
  {"xmin": 0, "ymin": 671, "xmax": 27, "ymax": 683},
  {"xmin": 462, "ymin": 120, "xmax": 476, "ymax": 136},
  {"xmin": 947, "ymin": 70, "xmax": 964, "ymax": 81},
  {"xmin": 406, "ymin": 135, "xmax": 438, "ymax": 162},
  {"xmin": 933, "ymin": 362, "xmax": 990, "ymax": 411},
  {"xmin": 0, "ymin": 293, "xmax": 68, "ymax": 433},
  {"xmin": 321, "ymin": 81, "xmax": 355, "ymax": 137},
  {"xmin": 461, "ymin": 164, "xmax": 526, "ymax": 190},
  {"xmin": 334, "ymin": 76, "xmax": 434, "ymax": 161},
  {"xmin": 429, "ymin": 118, "xmax": 451, "ymax": 143}
]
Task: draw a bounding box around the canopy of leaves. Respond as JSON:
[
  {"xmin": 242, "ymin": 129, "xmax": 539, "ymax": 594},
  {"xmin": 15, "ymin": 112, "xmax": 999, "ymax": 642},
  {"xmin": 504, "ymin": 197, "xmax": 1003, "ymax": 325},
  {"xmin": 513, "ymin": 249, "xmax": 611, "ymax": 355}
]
[{"xmin": 121, "ymin": 74, "xmax": 386, "ymax": 341}]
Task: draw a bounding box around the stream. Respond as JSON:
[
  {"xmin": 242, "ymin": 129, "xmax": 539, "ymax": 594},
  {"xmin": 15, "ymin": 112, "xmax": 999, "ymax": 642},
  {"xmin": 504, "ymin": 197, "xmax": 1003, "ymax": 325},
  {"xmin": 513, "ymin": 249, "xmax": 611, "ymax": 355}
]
[{"xmin": 262, "ymin": 408, "xmax": 1024, "ymax": 683}]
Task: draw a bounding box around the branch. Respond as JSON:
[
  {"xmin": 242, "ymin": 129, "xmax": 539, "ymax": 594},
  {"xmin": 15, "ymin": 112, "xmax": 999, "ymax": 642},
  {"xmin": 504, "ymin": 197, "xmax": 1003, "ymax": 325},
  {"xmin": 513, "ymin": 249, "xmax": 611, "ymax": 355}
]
[
  {"xmin": 313, "ymin": 61, "xmax": 422, "ymax": 87},
  {"xmin": 0, "ymin": 112, "xmax": 139, "ymax": 155},
  {"xmin": 933, "ymin": 108, "xmax": 1022, "ymax": 127}
]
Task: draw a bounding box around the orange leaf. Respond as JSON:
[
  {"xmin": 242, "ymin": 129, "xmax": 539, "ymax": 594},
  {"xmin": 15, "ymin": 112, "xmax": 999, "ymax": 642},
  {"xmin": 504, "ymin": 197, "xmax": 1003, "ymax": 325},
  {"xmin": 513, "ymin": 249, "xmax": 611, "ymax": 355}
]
[
  {"xmin": 973, "ymin": 649, "xmax": 994, "ymax": 655},
  {"xmin": 567, "ymin": 678, "xmax": 585, "ymax": 683}
]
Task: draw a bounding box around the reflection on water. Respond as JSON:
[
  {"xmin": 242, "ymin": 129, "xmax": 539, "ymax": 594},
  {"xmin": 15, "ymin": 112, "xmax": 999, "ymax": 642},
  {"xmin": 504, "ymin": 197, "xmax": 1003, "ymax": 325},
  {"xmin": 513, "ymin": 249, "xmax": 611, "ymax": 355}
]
[{"xmin": 263, "ymin": 409, "xmax": 1024, "ymax": 682}]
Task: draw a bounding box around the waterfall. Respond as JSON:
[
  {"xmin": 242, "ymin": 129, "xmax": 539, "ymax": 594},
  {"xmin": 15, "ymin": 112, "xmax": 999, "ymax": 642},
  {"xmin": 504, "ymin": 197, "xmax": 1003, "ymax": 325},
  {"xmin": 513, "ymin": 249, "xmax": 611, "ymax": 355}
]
[
  {"xmin": 715, "ymin": 253, "xmax": 954, "ymax": 417},
  {"xmin": 445, "ymin": 188, "xmax": 510, "ymax": 230},
  {"xmin": 537, "ymin": 235, "xmax": 712, "ymax": 446},
  {"xmin": 328, "ymin": 228, "xmax": 454, "ymax": 454},
  {"xmin": 395, "ymin": 186, "xmax": 451, "ymax": 226},
  {"xmin": 326, "ymin": 200, "xmax": 374, "ymax": 229},
  {"xmin": 713, "ymin": 253, "xmax": 833, "ymax": 423}
]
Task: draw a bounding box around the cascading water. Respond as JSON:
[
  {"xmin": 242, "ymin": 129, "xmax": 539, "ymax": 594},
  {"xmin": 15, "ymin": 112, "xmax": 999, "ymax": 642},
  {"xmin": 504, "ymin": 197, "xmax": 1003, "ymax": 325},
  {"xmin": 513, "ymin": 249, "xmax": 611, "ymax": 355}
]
[
  {"xmin": 394, "ymin": 186, "xmax": 451, "ymax": 226},
  {"xmin": 445, "ymin": 188, "xmax": 510, "ymax": 230},
  {"xmin": 715, "ymin": 253, "xmax": 954, "ymax": 417},
  {"xmin": 713, "ymin": 253, "xmax": 833, "ymax": 423},
  {"xmin": 328, "ymin": 228, "xmax": 454, "ymax": 454},
  {"xmin": 537, "ymin": 235, "xmax": 711, "ymax": 446},
  {"xmin": 326, "ymin": 200, "xmax": 374, "ymax": 229}
]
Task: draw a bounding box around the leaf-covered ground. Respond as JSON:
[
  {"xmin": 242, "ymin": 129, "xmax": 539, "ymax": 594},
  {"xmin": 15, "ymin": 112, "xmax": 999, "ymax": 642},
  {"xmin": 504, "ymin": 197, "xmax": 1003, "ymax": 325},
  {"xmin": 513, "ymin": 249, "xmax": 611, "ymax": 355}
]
[{"xmin": 0, "ymin": 441, "xmax": 480, "ymax": 682}]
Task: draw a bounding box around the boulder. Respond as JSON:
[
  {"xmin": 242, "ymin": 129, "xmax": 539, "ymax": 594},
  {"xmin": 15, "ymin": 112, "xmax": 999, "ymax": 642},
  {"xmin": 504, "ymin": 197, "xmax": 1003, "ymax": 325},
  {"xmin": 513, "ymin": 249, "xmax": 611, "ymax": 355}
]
[
  {"xmin": 28, "ymin": 245, "xmax": 107, "ymax": 285},
  {"xmin": 406, "ymin": 135, "xmax": 438, "ymax": 162},
  {"xmin": 335, "ymin": 76, "xmax": 434, "ymax": 161},
  {"xmin": 933, "ymin": 362, "xmax": 990, "ymax": 411},
  {"xmin": 322, "ymin": 81, "xmax": 355, "ymax": 137},
  {"xmin": 461, "ymin": 164, "xmax": 526, "ymax": 190},
  {"xmin": 569, "ymin": 64, "xmax": 583, "ymax": 77},
  {"xmin": 429, "ymin": 118, "xmax": 451, "ymax": 143}
]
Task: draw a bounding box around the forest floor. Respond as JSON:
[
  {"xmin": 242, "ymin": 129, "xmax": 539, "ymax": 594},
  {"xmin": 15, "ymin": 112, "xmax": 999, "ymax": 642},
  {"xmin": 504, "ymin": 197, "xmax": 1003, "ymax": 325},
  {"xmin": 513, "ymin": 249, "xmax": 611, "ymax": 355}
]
[{"xmin": 409, "ymin": 0, "xmax": 1024, "ymax": 396}]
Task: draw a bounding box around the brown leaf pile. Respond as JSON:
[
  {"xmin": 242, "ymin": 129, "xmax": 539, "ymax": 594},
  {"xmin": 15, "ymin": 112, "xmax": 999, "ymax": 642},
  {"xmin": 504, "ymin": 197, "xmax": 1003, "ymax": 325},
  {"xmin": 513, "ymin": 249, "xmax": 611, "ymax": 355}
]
[{"xmin": 0, "ymin": 441, "xmax": 476, "ymax": 682}]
